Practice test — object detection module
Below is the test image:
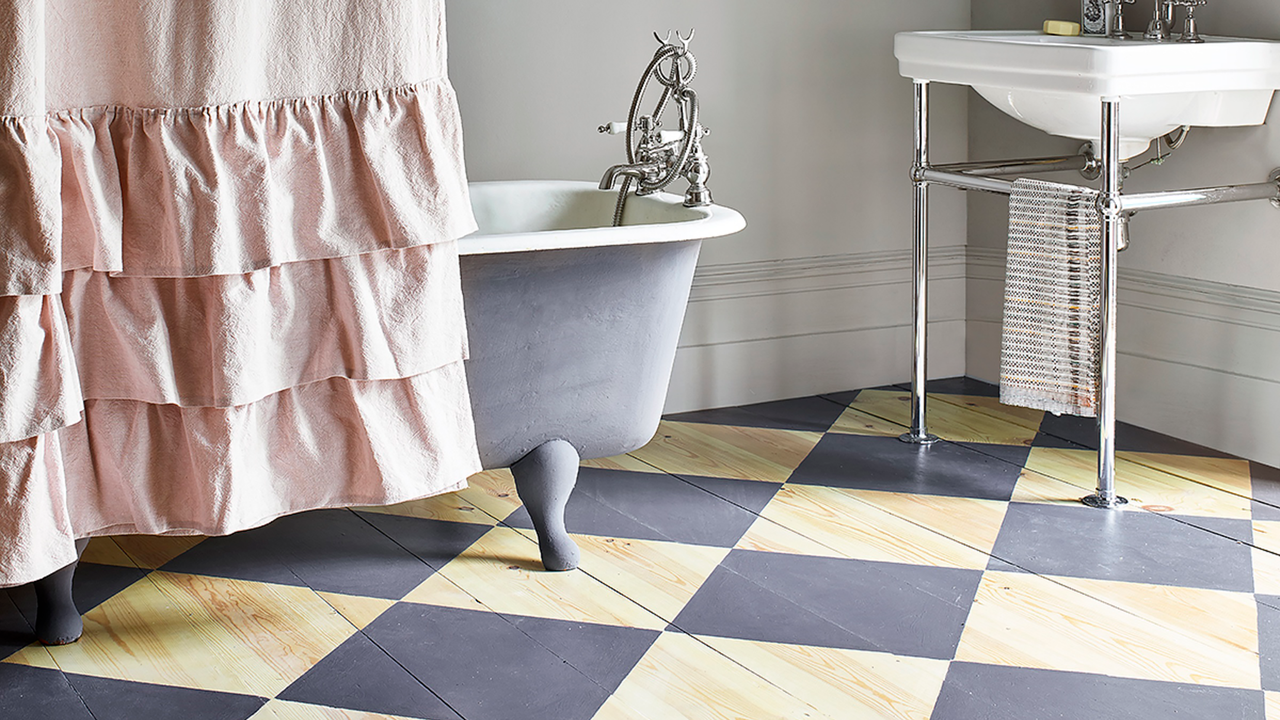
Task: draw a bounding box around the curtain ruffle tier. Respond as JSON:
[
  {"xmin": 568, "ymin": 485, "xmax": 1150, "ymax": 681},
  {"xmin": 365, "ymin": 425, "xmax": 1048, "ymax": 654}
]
[{"xmin": 0, "ymin": 78, "xmax": 481, "ymax": 588}]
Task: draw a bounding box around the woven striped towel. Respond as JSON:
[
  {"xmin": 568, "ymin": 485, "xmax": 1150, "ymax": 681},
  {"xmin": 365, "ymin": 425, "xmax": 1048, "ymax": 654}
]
[{"xmin": 1000, "ymin": 178, "xmax": 1102, "ymax": 417}]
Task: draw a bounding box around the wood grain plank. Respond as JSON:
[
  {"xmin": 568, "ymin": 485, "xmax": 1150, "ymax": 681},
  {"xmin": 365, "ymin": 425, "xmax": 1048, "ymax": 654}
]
[
  {"xmin": 699, "ymin": 635, "xmax": 949, "ymax": 720},
  {"xmin": 315, "ymin": 592, "xmax": 395, "ymax": 631},
  {"xmin": 1024, "ymin": 447, "xmax": 1251, "ymax": 518},
  {"xmin": 405, "ymin": 527, "xmax": 663, "ymax": 630},
  {"xmin": 849, "ymin": 391, "xmax": 1040, "ymax": 446},
  {"xmin": 565, "ymin": 532, "xmax": 729, "ymax": 623},
  {"xmin": 30, "ymin": 572, "xmax": 357, "ymax": 696},
  {"xmin": 1253, "ymin": 522, "xmax": 1280, "ymax": 596},
  {"xmin": 602, "ymin": 632, "xmax": 832, "ymax": 720},
  {"xmin": 627, "ymin": 421, "xmax": 821, "ymax": 483},
  {"xmin": 956, "ymin": 571, "xmax": 1259, "ymax": 689},
  {"xmin": 103, "ymin": 535, "xmax": 206, "ymax": 570},
  {"xmin": 356, "ymin": 469, "xmax": 517, "ymax": 525},
  {"xmin": 827, "ymin": 406, "xmax": 906, "ymax": 437},
  {"xmin": 80, "ymin": 538, "xmax": 137, "ymax": 568},
  {"xmin": 738, "ymin": 485, "xmax": 1000, "ymax": 569},
  {"xmin": 582, "ymin": 454, "xmax": 660, "ymax": 473}
]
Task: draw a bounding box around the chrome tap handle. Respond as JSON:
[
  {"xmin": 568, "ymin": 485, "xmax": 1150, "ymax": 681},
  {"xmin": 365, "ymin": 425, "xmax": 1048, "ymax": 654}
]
[
  {"xmin": 1168, "ymin": 0, "xmax": 1207, "ymax": 43},
  {"xmin": 1104, "ymin": 0, "xmax": 1135, "ymax": 39}
]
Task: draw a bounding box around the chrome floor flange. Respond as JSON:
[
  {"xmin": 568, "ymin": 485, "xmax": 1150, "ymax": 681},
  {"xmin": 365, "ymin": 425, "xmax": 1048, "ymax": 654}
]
[{"xmin": 903, "ymin": 81, "xmax": 1280, "ymax": 506}]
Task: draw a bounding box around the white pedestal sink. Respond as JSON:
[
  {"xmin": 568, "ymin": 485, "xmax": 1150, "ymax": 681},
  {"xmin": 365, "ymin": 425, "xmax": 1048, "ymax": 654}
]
[{"xmin": 896, "ymin": 30, "xmax": 1280, "ymax": 158}]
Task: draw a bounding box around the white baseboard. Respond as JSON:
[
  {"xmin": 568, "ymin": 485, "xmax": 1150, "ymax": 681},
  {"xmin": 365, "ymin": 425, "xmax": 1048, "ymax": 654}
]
[{"xmin": 664, "ymin": 246, "xmax": 968, "ymax": 414}]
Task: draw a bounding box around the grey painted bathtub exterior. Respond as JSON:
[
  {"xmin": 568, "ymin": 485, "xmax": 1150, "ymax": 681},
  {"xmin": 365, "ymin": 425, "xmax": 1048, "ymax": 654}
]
[{"xmin": 459, "ymin": 180, "xmax": 744, "ymax": 570}]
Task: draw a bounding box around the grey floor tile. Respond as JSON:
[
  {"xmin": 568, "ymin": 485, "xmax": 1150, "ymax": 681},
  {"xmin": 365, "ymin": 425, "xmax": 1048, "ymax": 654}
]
[
  {"xmin": 933, "ymin": 662, "xmax": 1264, "ymax": 720},
  {"xmin": 1258, "ymin": 596, "xmax": 1280, "ymax": 692},
  {"xmin": 893, "ymin": 376, "xmax": 1000, "ymax": 398},
  {"xmin": 990, "ymin": 502, "xmax": 1254, "ymax": 592},
  {"xmin": 1251, "ymin": 462, "xmax": 1280, "ymax": 521},
  {"xmin": 354, "ymin": 512, "xmax": 494, "ymax": 571},
  {"xmin": 161, "ymin": 509, "xmax": 466, "ymax": 600},
  {"xmin": 665, "ymin": 395, "xmax": 849, "ymax": 433},
  {"xmin": 280, "ymin": 632, "xmax": 460, "ymax": 719},
  {"xmin": 68, "ymin": 673, "xmax": 267, "ymax": 720},
  {"xmin": 505, "ymin": 467, "xmax": 777, "ymax": 547},
  {"xmin": 0, "ymin": 664, "xmax": 95, "ymax": 719},
  {"xmin": 674, "ymin": 550, "xmax": 980, "ymax": 660},
  {"xmin": 1037, "ymin": 414, "xmax": 1235, "ymax": 458},
  {"xmin": 788, "ymin": 433, "xmax": 1023, "ymax": 501},
  {"xmin": 365, "ymin": 603, "xmax": 658, "ymax": 720}
]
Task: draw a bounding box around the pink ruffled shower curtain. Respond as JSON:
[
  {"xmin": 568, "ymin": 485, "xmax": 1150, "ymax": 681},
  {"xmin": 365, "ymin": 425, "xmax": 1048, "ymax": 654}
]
[{"xmin": 0, "ymin": 0, "xmax": 482, "ymax": 587}]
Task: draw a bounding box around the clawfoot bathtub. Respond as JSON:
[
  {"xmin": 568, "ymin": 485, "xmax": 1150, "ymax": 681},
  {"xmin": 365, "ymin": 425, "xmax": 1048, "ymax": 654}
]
[
  {"xmin": 29, "ymin": 179, "xmax": 745, "ymax": 643},
  {"xmin": 462, "ymin": 180, "xmax": 745, "ymax": 570}
]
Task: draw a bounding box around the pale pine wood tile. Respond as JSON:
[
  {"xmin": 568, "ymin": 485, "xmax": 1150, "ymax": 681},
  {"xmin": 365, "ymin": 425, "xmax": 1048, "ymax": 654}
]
[
  {"xmin": 699, "ymin": 635, "xmax": 949, "ymax": 720},
  {"xmin": 250, "ymin": 699, "xmax": 421, "ymax": 720},
  {"xmin": 111, "ymin": 535, "xmax": 206, "ymax": 569},
  {"xmin": 1267, "ymin": 691, "xmax": 1280, "ymax": 720},
  {"xmin": 403, "ymin": 527, "xmax": 663, "ymax": 630},
  {"xmin": 935, "ymin": 394, "xmax": 1045, "ymax": 433},
  {"xmin": 735, "ymin": 516, "xmax": 845, "ymax": 557},
  {"xmin": 1023, "ymin": 447, "xmax": 1251, "ymax": 518},
  {"xmin": 627, "ymin": 421, "xmax": 821, "ymax": 483},
  {"xmin": 1011, "ymin": 466, "xmax": 1095, "ymax": 506},
  {"xmin": 851, "ymin": 489, "xmax": 1008, "ymax": 561},
  {"xmin": 1053, "ymin": 574, "xmax": 1259, "ymax": 662},
  {"xmin": 2, "ymin": 644, "xmax": 58, "ymax": 669},
  {"xmin": 1252, "ymin": 522, "xmax": 1280, "ymax": 596},
  {"xmin": 846, "ymin": 390, "xmax": 913, "ymax": 426},
  {"xmin": 80, "ymin": 538, "xmax": 137, "ymax": 568},
  {"xmin": 827, "ymin": 406, "xmax": 906, "ymax": 438},
  {"xmin": 848, "ymin": 391, "xmax": 1039, "ymax": 447},
  {"xmin": 356, "ymin": 469, "xmax": 517, "ymax": 525},
  {"xmin": 315, "ymin": 592, "xmax": 395, "ymax": 631},
  {"xmin": 22, "ymin": 572, "xmax": 358, "ymax": 697},
  {"xmin": 956, "ymin": 571, "xmax": 1259, "ymax": 689},
  {"xmin": 398, "ymin": 571, "xmax": 489, "ymax": 613},
  {"xmin": 1124, "ymin": 453, "xmax": 1253, "ymax": 504},
  {"xmin": 737, "ymin": 486, "xmax": 1000, "ymax": 569},
  {"xmin": 600, "ymin": 632, "xmax": 832, "ymax": 720},
  {"xmin": 582, "ymin": 454, "xmax": 660, "ymax": 473},
  {"xmin": 555, "ymin": 532, "xmax": 729, "ymax": 623}
]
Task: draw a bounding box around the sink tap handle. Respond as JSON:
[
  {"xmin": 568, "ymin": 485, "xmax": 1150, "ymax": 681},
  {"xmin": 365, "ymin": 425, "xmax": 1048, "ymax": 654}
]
[
  {"xmin": 1168, "ymin": 0, "xmax": 1207, "ymax": 43},
  {"xmin": 1104, "ymin": 0, "xmax": 1135, "ymax": 40}
]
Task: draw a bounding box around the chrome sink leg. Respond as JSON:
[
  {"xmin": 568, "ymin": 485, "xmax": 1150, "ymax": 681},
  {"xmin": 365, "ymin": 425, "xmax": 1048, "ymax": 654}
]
[
  {"xmin": 1083, "ymin": 98, "xmax": 1128, "ymax": 509},
  {"xmin": 902, "ymin": 80, "xmax": 938, "ymax": 446}
]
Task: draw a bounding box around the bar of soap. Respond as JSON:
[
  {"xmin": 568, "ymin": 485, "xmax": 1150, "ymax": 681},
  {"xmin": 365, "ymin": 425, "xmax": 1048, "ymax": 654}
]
[{"xmin": 1043, "ymin": 20, "xmax": 1082, "ymax": 36}]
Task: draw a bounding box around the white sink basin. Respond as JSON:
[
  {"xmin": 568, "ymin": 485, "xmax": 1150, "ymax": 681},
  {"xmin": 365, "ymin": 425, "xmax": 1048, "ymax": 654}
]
[{"xmin": 896, "ymin": 30, "xmax": 1280, "ymax": 159}]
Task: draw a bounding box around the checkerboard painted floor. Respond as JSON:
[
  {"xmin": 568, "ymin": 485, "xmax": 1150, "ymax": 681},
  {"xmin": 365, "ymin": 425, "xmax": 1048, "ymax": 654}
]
[{"xmin": 4, "ymin": 376, "xmax": 1280, "ymax": 719}]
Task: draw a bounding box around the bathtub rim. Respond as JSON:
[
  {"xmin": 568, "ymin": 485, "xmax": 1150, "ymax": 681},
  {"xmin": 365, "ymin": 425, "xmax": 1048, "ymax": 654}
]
[{"xmin": 459, "ymin": 179, "xmax": 746, "ymax": 256}]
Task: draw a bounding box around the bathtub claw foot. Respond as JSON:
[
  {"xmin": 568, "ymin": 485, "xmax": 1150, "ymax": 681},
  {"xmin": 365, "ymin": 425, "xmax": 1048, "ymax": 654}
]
[
  {"xmin": 33, "ymin": 539, "xmax": 89, "ymax": 645},
  {"xmin": 510, "ymin": 439, "xmax": 581, "ymax": 571}
]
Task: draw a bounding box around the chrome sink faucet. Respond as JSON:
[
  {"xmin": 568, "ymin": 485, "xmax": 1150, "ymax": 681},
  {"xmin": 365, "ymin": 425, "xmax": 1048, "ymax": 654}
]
[{"xmin": 1145, "ymin": 0, "xmax": 1207, "ymax": 42}]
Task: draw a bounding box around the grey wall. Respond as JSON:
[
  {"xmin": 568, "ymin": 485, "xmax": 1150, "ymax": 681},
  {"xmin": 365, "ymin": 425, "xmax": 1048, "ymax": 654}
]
[
  {"xmin": 445, "ymin": 1, "xmax": 970, "ymax": 413},
  {"xmin": 968, "ymin": 0, "xmax": 1280, "ymax": 466}
]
